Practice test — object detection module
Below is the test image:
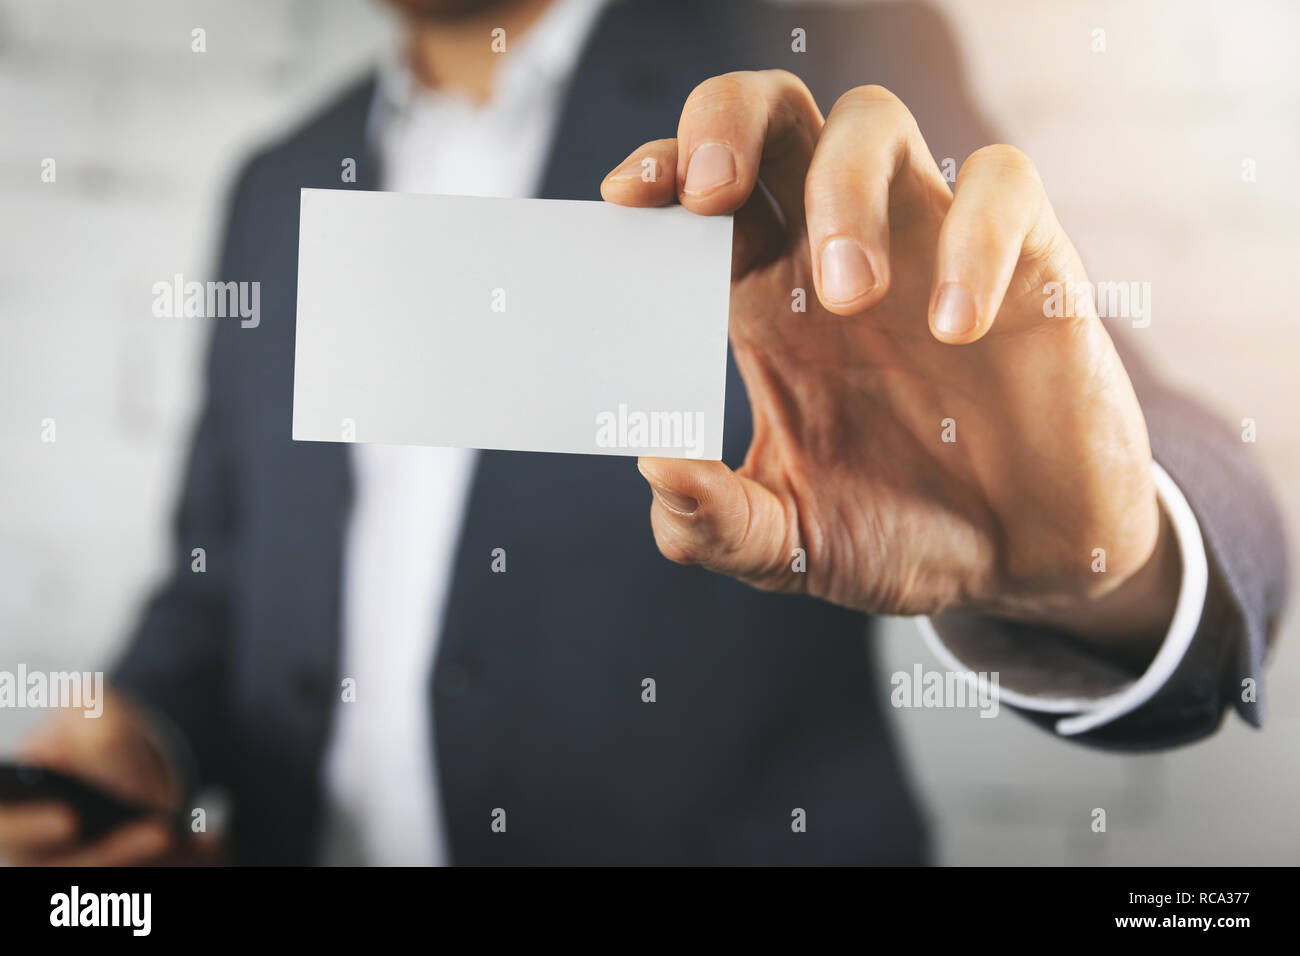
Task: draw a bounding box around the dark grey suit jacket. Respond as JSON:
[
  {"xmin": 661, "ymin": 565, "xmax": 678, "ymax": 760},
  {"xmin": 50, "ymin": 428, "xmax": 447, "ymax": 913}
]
[{"xmin": 113, "ymin": 0, "xmax": 1288, "ymax": 865}]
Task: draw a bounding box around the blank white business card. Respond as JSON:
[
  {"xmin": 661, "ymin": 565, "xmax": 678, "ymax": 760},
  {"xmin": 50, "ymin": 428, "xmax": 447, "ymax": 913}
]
[{"xmin": 293, "ymin": 189, "xmax": 732, "ymax": 459}]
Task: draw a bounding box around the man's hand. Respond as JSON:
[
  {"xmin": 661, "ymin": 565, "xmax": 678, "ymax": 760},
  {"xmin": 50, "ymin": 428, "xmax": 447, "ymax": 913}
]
[
  {"xmin": 0, "ymin": 687, "xmax": 220, "ymax": 865},
  {"xmin": 602, "ymin": 72, "xmax": 1180, "ymax": 665}
]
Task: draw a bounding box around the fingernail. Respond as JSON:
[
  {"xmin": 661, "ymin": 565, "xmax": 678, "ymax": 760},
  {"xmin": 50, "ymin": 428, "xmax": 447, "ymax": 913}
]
[
  {"xmin": 683, "ymin": 143, "xmax": 736, "ymax": 196},
  {"xmin": 649, "ymin": 483, "xmax": 699, "ymax": 516},
  {"xmin": 933, "ymin": 283, "xmax": 977, "ymax": 337},
  {"xmin": 818, "ymin": 237, "xmax": 876, "ymax": 305}
]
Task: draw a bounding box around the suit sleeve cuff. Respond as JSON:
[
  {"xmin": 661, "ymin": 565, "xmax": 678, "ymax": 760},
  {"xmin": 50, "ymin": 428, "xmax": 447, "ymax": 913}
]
[{"xmin": 915, "ymin": 461, "xmax": 1209, "ymax": 736}]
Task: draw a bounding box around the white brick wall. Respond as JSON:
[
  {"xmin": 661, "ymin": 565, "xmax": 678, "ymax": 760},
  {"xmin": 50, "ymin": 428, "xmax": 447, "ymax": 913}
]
[{"xmin": 0, "ymin": 0, "xmax": 1295, "ymax": 864}]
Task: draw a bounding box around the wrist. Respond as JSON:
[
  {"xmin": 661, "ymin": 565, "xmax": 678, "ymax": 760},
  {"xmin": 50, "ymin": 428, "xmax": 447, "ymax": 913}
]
[
  {"xmin": 957, "ymin": 480, "xmax": 1182, "ymax": 672},
  {"xmin": 1034, "ymin": 503, "xmax": 1180, "ymax": 666},
  {"xmin": 974, "ymin": 492, "xmax": 1181, "ymax": 672}
]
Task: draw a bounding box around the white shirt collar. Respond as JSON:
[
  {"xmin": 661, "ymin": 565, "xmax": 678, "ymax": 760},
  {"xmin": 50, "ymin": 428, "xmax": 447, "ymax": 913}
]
[{"xmin": 372, "ymin": 0, "xmax": 608, "ymax": 129}]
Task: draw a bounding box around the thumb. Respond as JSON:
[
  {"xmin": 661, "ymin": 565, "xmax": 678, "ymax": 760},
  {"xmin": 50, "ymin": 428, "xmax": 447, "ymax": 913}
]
[{"xmin": 637, "ymin": 457, "xmax": 794, "ymax": 589}]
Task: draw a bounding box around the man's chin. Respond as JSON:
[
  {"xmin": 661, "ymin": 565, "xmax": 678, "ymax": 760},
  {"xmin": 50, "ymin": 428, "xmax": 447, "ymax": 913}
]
[{"xmin": 386, "ymin": 0, "xmax": 522, "ymax": 22}]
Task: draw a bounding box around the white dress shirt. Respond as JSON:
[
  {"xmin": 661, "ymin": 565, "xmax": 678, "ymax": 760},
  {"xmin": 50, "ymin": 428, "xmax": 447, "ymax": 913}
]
[
  {"xmin": 319, "ymin": 0, "xmax": 610, "ymax": 867},
  {"xmin": 318, "ymin": 0, "xmax": 1208, "ymax": 865}
]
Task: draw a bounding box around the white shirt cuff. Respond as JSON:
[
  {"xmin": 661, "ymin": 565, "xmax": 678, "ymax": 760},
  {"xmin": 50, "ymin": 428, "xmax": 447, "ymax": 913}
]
[{"xmin": 915, "ymin": 461, "xmax": 1209, "ymax": 736}]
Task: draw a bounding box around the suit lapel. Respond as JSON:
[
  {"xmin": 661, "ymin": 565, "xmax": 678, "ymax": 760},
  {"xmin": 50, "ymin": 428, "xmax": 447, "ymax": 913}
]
[
  {"xmin": 257, "ymin": 78, "xmax": 377, "ymax": 759},
  {"xmin": 274, "ymin": 1, "xmax": 758, "ymax": 863},
  {"xmin": 431, "ymin": 0, "xmax": 751, "ymax": 864}
]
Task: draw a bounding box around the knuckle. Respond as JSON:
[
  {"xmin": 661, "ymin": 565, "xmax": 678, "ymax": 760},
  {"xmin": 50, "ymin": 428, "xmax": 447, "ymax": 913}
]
[
  {"xmin": 1021, "ymin": 221, "xmax": 1069, "ymax": 271},
  {"xmin": 962, "ymin": 143, "xmax": 1039, "ymax": 183},
  {"xmin": 652, "ymin": 517, "xmax": 702, "ymax": 567},
  {"xmin": 656, "ymin": 537, "xmax": 698, "ymax": 567},
  {"xmin": 840, "ymin": 83, "xmax": 901, "ymax": 108},
  {"xmin": 762, "ymin": 68, "xmax": 812, "ymax": 98},
  {"xmin": 765, "ymin": 70, "xmax": 822, "ymax": 135},
  {"xmin": 835, "ymin": 85, "xmax": 914, "ymax": 127},
  {"xmin": 684, "ymin": 71, "xmax": 755, "ymax": 114},
  {"xmin": 654, "ymin": 507, "xmax": 738, "ymax": 570}
]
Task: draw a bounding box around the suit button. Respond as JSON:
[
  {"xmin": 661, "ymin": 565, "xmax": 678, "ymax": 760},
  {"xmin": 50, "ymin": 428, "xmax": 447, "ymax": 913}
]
[{"xmin": 439, "ymin": 661, "xmax": 472, "ymax": 699}]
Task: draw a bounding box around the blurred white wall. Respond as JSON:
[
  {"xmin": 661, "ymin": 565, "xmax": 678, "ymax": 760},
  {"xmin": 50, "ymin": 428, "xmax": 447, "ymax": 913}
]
[
  {"xmin": 0, "ymin": 0, "xmax": 1295, "ymax": 864},
  {"xmin": 880, "ymin": 0, "xmax": 1300, "ymax": 865},
  {"xmin": 0, "ymin": 0, "xmax": 395, "ymax": 715}
]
